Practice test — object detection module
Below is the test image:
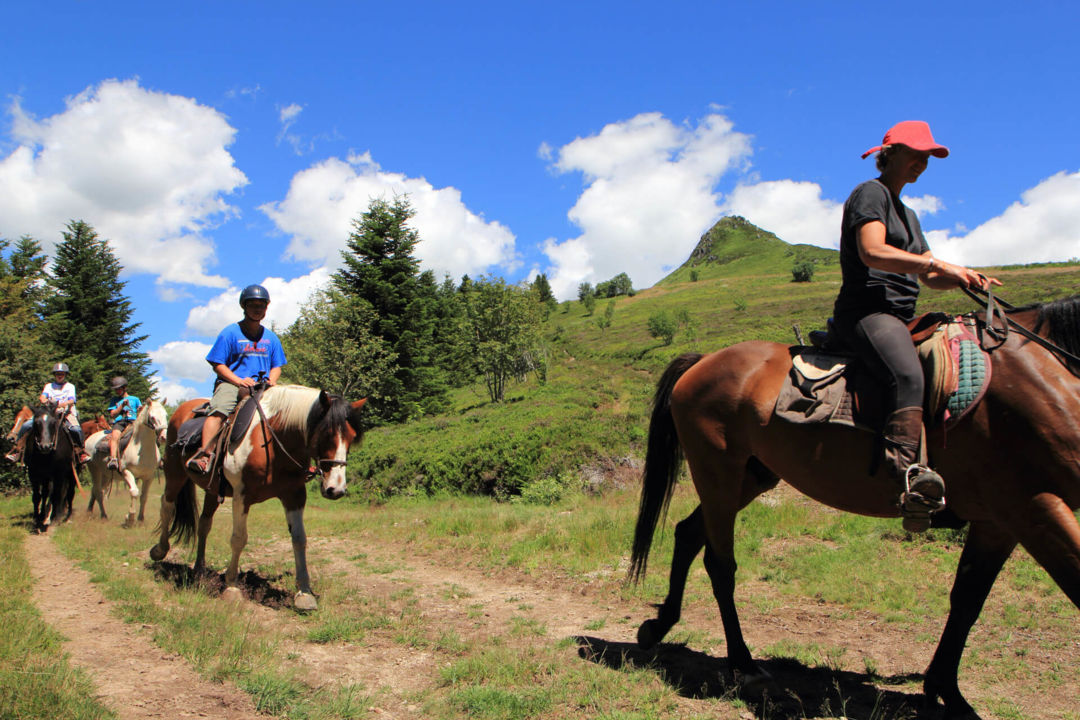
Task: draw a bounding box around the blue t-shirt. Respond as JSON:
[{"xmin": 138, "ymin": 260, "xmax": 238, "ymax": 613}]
[
  {"xmin": 206, "ymin": 323, "xmax": 287, "ymax": 381},
  {"xmin": 108, "ymin": 395, "xmax": 142, "ymax": 425}
]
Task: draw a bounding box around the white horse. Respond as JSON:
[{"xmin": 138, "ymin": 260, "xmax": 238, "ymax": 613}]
[{"xmin": 86, "ymin": 399, "xmax": 169, "ymax": 526}]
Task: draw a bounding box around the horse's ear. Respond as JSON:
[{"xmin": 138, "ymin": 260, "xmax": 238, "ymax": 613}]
[
  {"xmin": 347, "ymin": 398, "xmax": 367, "ymax": 434},
  {"xmin": 318, "ymin": 390, "xmax": 332, "ymax": 410}
]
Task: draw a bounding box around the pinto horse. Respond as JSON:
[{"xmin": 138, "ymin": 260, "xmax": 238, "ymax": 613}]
[
  {"xmin": 86, "ymin": 399, "xmax": 168, "ymax": 525},
  {"xmin": 630, "ymin": 295, "xmax": 1080, "ymax": 720},
  {"xmin": 25, "ymin": 404, "xmax": 78, "ymax": 532},
  {"xmin": 150, "ymin": 385, "xmax": 366, "ymax": 610}
]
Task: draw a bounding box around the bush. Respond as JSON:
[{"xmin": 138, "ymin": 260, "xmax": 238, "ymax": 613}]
[
  {"xmin": 647, "ymin": 312, "xmax": 677, "ymax": 345},
  {"xmin": 792, "ymin": 261, "xmax": 815, "ymax": 282}
]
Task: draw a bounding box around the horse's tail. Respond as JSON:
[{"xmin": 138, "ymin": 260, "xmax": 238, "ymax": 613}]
[
  {"xmin": 170, "ymin": 476, "xmax": 198, "ymax": 547},
  {"xmin": 629, "ymin": 352, "xmax": 703, "ymax": 583}
]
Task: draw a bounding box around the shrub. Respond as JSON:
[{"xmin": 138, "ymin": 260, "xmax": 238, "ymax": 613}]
[{"xmin": 792, "ymin": 261, "xmax": 815, "ymax": 282}]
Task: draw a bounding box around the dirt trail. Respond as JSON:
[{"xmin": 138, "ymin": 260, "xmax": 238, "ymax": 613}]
[
  {"xmin": 26, "ymin": 533, "xmax": 269, "ymax": 720},
  {"xmin": 26, "ymin": 516, "xmax": 1080, "ymax": 720}
]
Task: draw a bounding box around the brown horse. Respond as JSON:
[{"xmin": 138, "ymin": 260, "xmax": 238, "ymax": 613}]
[
  {"xmin": 630, "ymin": 295, "xmax": 1080, "ymax": 720},
  {"xmin": 150, "ymin": 384, "xmax": 365, "ymax": 610}
]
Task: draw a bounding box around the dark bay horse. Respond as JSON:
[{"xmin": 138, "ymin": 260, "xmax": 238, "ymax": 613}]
[
  {"xmin": 630, "ymin": 295, "xmax": 1080, "ymax": 720},
  {"xmin": 150, "ymin": 385, "xmax": 366, "ymax": 610},
  {"xmin": 25, "ymin": 404, "xmax": 78, "ymax": 532}
]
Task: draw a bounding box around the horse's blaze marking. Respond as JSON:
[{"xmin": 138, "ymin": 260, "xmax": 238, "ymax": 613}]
[{"xmin": 321, "ymin": 432, "xmax": 349, "ymax": 496}]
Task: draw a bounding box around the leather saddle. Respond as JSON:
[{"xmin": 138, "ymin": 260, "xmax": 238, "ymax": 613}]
[{"xmin": 775, "ymin": 313, "xmax": 991, "ymax": 433}]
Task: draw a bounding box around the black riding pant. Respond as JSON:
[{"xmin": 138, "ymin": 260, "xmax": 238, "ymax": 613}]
[{"xmin": 837, "ymin": 312, "xmax": 923, "ymax": 411}]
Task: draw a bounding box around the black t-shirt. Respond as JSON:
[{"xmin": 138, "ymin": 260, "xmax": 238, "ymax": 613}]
[{"xmin": 832, "ymin": 179, "xmax": 930, "ymax": 324}]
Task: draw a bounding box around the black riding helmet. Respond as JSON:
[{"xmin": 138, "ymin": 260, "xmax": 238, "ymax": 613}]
[
  {"xmin": 239, "ymin": 284, "xmax": 270, "ymax": 307},
  {"xmin": 110, "ymin": 376, "xmax": 127, "ymax": 390}
]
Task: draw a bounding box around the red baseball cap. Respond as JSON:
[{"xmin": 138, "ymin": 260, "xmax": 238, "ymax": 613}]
[{"xmin": 861, "ymin": 120, "xmax": 949, "ymax": 159}]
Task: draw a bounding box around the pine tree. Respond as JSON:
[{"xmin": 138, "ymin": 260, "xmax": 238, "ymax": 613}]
[
  {"xmin": 332, "ymin": 198, "xmax": 448, "ymax": 422},
  {"xmin": 0, "ymin": 238, "xmax": 56, "ymax": 488},
  {"xmin": 43, "ymin": 220, "xmax": 152, "ymax": 414}
]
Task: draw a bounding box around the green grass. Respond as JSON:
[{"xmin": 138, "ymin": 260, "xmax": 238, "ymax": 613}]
[
  {"xmin": 6, "ymin": 253, "xmax": 1079, "ymax": 719},
  {"xmin": 0, "ymin": 500, "xmax": 118, "ymax": 720}
]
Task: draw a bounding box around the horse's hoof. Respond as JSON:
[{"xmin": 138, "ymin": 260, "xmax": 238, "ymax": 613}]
[
  {"xmin": 294, "ymin": 591, "xmax": 318, "ymax": 611},
  {"xmin": 733, "ymin": 667, "xmax": 773, "ymax": 698},
  {"xmin": 149, "ymin": 544, "xmax": 168, "ymax": 562},
  {"xmin": 637, "ymin": 619, "xmax": 664, "ymax": 650},
  {"xmin": 222, "ymin": 586, "xmax": 244, "ymax": 603}
]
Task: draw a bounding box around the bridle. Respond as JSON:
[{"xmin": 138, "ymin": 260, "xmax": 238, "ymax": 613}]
[
  {"xmin": 246, "ymin": 384, "xmax": 348, "ymax": 481},
  {"xmin": 963, "ymin": 285, "xmax": 1080, "ymax": 369}
]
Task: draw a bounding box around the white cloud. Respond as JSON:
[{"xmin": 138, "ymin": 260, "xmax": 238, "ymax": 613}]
[
  {"xmin": 721, "ymin": 180, "xmax": 842, "ymax": 250},
  {"xmin": 540, "ymin": 111, "xmax": 752, "ymax": 299},
  {"xmin": 0, "ymin": 79, "xmax": 247, "ymax": 288},
  {"xmin": 151, "ymin": 376, "xmax": 200, "ymax": 405},
  {"xmin": 184, "ymin": 267, "xmax": 332, "ymax": 338},
  {"xmin": 928, "ymin": 170, "xmax": 1080, "ymax": 266},
  {"xmin": 149, "ymin": 341, "xmax": 212, "ymax": 382},
  {"xmin": 260, "ymin": 152, "xmax": 517, "ymax": 280}
]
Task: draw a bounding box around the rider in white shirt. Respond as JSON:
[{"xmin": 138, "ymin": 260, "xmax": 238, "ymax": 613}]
[{"xmin": 5, "ymin": 362, "xmax": 92, "ymax": 464}]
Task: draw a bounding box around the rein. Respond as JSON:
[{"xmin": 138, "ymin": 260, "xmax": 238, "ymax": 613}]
[
  {"xmin": 248, "ymin": 386, "xmax": 339, "ymax": 480},
  {"xmin": 963, "ymin": 286, "xmax": 1080, "ymax": 368}
]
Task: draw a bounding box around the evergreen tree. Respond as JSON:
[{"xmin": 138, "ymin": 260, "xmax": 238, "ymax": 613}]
[
  {"xmin": 43, "ymin": 220, "xmax": 152, "ymax": 413},
  {"xmin": 0, "ymin": 239, "xmax": 56, "ymax": 488},
  {"xmin": 332, "ymin": 197, "xmax": 449, "ymax": 422}
]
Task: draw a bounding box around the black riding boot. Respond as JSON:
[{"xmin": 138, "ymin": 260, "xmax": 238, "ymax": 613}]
[
  {"xmin": 883, "ymin": 406, "xmax": 945, "ymax": 532},
  {"xmin": 68, "ymin": 426, "xmax": 91, "ymax": 465}
]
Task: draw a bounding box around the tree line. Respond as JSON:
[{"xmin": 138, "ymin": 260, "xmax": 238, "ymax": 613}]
[
  {"xmin": 1, "ymin": 221, "xmax": 152, "ymax": 487},
  {"xmin": 278, "ymin": 197, "xmax": 548, "ymax": 425}
]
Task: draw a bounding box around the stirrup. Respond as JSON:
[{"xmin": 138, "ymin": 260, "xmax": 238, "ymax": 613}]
[
  {"xmin": 186, "ymin": 451, "xmax": 215, "ymax": 476},
  {"xmin": 900, "ymin": 464, "xmax": 945, "ymax": 532},
  {"xmin": 107, "ymin": 457, "xmax": 119, "ymax": 470}
]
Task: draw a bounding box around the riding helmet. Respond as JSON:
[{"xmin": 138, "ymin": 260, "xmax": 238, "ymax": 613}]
[
  {"xmin": 110, "ymin": 376, "xmax": 128, "ymax": 390},
  {"xmin": 51, "ymin": 362, "xmax": 69, "ymax": 374},
  {"xmin": 239, "ymin": 284, "xmax": 270, "ymax": 306}
]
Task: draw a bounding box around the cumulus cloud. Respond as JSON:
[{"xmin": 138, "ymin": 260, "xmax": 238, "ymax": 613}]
[
  {"xmin": 149, "ymin": 341, "xmax": 212, "ymax": 382},
  {"xmin": 721, "ymin": 180, "xmax": 843, "ymax": 250},
  {"xmin": 0, "ymin": 79, "xmax": 247, "ymax": 288},
  {"xmin": 184, "ymin": 267, "xmax": 332, "ymax": 338},
  {"xmin": 151, "ymin": 376, "xmax": 200, "ymax": 405},
  {"xmin": 928, "ymin": 170, "xmax": 1080, "ymax": 266},
  {"xmin": 260, "ymin": 152, "xmax": 517, "ymax": 279},
  {"xmin": 540, "ymin": 111, "xmax": 752, "ymax": 299}
]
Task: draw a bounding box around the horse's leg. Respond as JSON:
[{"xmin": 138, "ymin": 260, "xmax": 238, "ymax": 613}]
[
  {"xmin": 924, "ymin": 521, "xmax": 1016, "ymax": 719},
  {"xmin": 283, "ymin": 486, "xmax": 317, "ymax": 611},
  {"xmin": 691, "ymin": 457, "xmax": 769, "ymax": 689},
  {"xmin": 120, "ymin": 469, "xmax": 140, "ymax": 528},
  {"xmin": 1012, "ymin": 492, "xmax": 1080, "ymax": 607},
  {"xmin": 637, "ymin": 505, "xmax": 706, "ymax": 649},
  {"xmin": 150, "ymin": 489, "xmax": 177, "ymax": 562},
  {"xmin": 222, "ymin": 489, "xmax": 249, "ymax": 597},
  {"xmin": 137, "ymin": 470, "xmax": 153, "ymax": 522},
  {"xmin": 193, "ymin": 485, "xmax": 219, "ymax": 575}
]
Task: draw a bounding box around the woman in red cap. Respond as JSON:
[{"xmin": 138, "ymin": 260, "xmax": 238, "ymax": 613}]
[{"xmin": 831, "ymin": 121, "xmax": 1000, "ymax": 531}]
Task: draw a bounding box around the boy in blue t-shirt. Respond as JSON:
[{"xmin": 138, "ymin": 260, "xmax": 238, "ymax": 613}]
[
  {"xmin": 186, "ymin": 284, "xmax": 287, "ymax": 475},
  {"xmin": 106, "ymin": 376, "xmax": 142, "ymax": 469}
]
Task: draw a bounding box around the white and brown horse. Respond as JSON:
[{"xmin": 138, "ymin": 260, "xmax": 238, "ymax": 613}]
[
  {"xmin": 150, "ymin": 385, "xmax": 366, "ymax": 610},
  {"xmin": 86, "ymin": 399, "xmax": 168, "ymax": 526}
]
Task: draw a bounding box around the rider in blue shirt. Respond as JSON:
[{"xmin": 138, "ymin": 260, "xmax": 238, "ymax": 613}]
[
  {"xmin": 106, "ymin": 376, "xmax": 142, "ymax": 469},
  {"xmin": 186, "ymin": 284, "xmax": 287, "ymax": 475}
]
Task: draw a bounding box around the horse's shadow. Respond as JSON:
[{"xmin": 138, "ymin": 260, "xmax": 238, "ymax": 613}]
[
  {"xmin": 149, "ymin": 560, "xmax": 293, "ymax": 609},
  {"xmin": 576, "ymin": 636, "xmax": 926, "ymax": 719}
]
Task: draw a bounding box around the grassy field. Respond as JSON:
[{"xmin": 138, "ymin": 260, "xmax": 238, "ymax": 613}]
[{"xmin": 3, "ymin": 239, "xmax": 1079, "ymax": 719}]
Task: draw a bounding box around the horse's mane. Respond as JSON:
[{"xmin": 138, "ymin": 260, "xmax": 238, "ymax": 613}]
[
  {"xmin": 1011, "ymin": 294, "xmax": 1080, "ymax": 374},
  {"xmin": 261, "ymin": 385, "xmax": 324, "ymax": 438}
]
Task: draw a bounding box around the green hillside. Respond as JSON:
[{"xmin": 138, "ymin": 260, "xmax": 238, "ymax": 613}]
[
  {"xmin": 348, "ymin": 216, "xmax": 1080, "ymax": 503},
  {"xmin": 660, "ymin": 215, "xmax": 839, "ymax": 284}
]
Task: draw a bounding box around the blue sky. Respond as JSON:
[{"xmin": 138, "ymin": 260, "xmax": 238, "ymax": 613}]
[{"xmin": 3, "ymin": 2, "xmax": 1078, "ymax": 402}]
